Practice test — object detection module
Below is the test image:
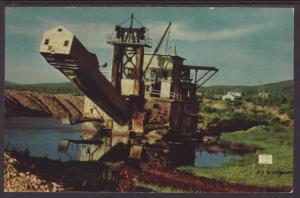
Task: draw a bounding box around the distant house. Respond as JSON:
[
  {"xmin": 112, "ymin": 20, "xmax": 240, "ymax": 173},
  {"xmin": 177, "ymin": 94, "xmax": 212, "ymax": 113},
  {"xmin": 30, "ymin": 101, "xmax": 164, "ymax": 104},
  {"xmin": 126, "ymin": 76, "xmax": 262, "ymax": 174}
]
[
  {"xmin": 222, "ymin": 94, "xmax": 235, "ymax": 101},
  {"xmin": 222, "ymin": 91, "xmax": 242, "ymax": 101}
]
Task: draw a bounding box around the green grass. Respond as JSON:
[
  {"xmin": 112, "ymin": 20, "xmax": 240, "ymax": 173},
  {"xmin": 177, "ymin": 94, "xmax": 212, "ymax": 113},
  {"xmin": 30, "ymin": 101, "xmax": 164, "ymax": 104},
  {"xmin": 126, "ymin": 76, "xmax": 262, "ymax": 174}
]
[{"xmin": 178, "ymin": 124, "xmax": 293, "ymax": 188}]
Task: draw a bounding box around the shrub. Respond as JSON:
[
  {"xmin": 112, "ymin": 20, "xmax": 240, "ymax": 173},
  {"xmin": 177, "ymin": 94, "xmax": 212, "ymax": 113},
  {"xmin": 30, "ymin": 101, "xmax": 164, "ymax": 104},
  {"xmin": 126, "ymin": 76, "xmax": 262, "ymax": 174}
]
[
  {"xmin": 232, "ymin": 112, "xmax": 247, "ymax": 120},
  {"xmin": 232, "ymin": 100, "xmax": 242, "ymax": 107},
  {"xmin": 201, "ymin": 106, "xmax": 217, "ymax": 114},
  {"xmin": 245, "ymin": 97, "xmax": 253, "ymax": 102},
  {"xmin": 278, "ymin": 106, "xmax": 286, "ymax": 114}
]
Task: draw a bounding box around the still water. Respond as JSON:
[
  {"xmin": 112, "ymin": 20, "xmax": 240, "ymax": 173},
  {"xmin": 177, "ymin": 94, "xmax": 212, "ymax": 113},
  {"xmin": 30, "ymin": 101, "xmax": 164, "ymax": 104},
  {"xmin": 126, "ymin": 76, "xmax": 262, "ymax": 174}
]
[
  {"xmin": 4, "ymin": 117, "xmax": 239, "ymax": 166},
  {"xmin": 4, "ymin": 117, "xmax": 82, "ymax": 161},
  {"xmin": 195, "ymin": 150, "xmax": 237, "ymax": 168}
]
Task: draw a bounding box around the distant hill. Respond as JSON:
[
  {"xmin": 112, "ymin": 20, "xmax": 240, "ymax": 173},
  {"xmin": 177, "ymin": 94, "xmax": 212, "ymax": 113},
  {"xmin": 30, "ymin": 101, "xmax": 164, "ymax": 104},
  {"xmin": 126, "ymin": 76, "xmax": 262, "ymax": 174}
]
[
  {"xmin": 5, "ymin": 80, "xmax": 293, "ymax": 98},
  {"xmin": 5, "ymin": 81, "xmax": 81, "ymax": 95},
  {"xmin": 200, "ymin": 80, "xmax": 293, "ymax": 98},
  {"xmin": 5, "ymin": 81, "xmax": 20, "ymax": 87}
]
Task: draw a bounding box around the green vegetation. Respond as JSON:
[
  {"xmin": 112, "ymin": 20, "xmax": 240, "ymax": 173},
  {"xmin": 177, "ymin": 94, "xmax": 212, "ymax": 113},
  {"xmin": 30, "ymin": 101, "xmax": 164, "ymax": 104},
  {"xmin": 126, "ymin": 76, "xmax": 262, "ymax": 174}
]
[
  {"xmin": 200, "ymin": 80, "xmax": 293, "ymax": 99},
  {"xmin": 202, "ymin": 105, "xmax": 267, "ymax": 123},
  {"xmin": 200, "ymin": 80, "xmax": 293, "ymax": 118},
  {"xmin": 198, "ymin": 88, "xmax": 293, "ymax": 131},
  {"xmin": 193, "ymin": 85, "xmax": 293, "ymax": 188},
  {"xmin": 178, "ymin": 124, "xmax": 293, "ymax": 188},
  {"xmin": 5, "ymin": 81, "xmax": 81, "ymax": 95}
]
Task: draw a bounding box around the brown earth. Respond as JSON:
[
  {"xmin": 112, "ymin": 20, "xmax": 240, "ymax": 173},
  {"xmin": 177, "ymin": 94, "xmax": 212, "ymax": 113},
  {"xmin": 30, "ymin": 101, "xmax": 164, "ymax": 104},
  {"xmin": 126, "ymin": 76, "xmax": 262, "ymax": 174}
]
[
  {"xmin": 5, "ymin": 90, "xmax": 84, "ymax": 118},
  {"xmin": 116, "ymin": 163, "xmax": 292, "ymax": 192}
]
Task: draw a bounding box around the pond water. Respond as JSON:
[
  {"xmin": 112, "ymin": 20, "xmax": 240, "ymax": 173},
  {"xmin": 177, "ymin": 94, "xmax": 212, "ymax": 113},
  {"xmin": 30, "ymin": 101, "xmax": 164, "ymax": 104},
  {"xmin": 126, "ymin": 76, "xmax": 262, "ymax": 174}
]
[
  {"xmin": 194, "ymin": 150, "xmax": 238, "ymax": 168},
  {"xmin": 4, "ymin": 117, "xmax": 82, "ymax": 161},
  {"xmin": 4, "ymin": 117, "xmax": 240, "ymax": 167}
]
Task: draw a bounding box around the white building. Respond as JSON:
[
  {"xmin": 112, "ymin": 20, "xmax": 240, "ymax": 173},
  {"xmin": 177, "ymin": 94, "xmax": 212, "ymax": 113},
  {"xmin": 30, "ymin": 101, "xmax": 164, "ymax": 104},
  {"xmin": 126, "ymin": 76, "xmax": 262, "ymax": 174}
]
[{"xmin": 222, "ymin": 91, "xmax": 242, "ymax": 101}]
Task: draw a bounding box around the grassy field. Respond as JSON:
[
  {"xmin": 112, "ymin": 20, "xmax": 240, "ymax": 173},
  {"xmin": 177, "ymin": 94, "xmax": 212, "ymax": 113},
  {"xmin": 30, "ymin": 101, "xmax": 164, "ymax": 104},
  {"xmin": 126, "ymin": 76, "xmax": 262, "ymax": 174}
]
[{"xmin": 178, "ymin": 123, "xmax": 293, "ymax": 188}]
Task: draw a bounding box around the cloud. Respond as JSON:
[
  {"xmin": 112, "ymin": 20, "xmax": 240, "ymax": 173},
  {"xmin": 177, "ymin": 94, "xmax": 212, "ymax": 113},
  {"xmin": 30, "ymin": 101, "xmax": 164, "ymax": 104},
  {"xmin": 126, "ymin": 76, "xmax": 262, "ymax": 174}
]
[
  {"xmin": 65, "ymin": 22, "xmax": 115, "ymax": 49},
  {"xmin": 147, "ymin": 21, "xmax": 273, "ymax": 42},
  {"xmin": 6, "ymin": 25, "xmax": 44, "ymax": 38},
  {"xmin": 6, "ymin": 19, "xmax": 116, "ymax": 50},
  {"xmin": 6, "ymin": 13, "xmax": 274, "ymax": 51}
]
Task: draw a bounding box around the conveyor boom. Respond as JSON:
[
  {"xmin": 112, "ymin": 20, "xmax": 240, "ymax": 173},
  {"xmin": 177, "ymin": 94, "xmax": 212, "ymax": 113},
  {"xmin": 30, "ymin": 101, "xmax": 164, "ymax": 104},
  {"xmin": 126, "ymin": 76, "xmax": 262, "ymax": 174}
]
[{"xmin": 39, "ymin": 26, "xmax": 130, "ymax": 125}]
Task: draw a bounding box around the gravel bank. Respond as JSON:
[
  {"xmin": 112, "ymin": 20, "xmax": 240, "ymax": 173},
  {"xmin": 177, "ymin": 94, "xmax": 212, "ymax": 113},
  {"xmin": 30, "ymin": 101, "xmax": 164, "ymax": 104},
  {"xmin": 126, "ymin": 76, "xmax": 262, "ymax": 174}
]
[{"xmin": 4, "ymin": 152, "xmax": 66, "ymax": 192}]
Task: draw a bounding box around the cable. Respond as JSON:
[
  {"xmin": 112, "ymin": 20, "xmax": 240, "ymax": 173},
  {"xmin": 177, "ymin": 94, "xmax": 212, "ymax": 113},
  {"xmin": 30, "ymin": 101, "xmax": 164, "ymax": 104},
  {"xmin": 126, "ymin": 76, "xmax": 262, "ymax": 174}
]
[{"xmin": 118, "ymin": 16, "xmax": 132, "ymax": 26}]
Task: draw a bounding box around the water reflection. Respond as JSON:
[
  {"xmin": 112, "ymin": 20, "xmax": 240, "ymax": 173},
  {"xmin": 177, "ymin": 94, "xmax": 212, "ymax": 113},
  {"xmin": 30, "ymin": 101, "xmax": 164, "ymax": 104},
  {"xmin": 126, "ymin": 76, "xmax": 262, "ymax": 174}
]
[
  {"xmin": 4, "ymin": 117, "xmax": 81, "ymax": 161},
  {"xmin": 5, "ymin": 117, "xmax": 240, "ymax": 168},
  {"xmin": 78, "ymin": 131, "xmax": 129, "ymax": 161}
]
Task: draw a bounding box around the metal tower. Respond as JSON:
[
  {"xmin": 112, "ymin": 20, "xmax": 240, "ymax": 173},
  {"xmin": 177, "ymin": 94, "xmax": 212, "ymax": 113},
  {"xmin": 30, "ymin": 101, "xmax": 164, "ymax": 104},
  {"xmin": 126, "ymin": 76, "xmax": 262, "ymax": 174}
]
[{"xmin": 107, "ymin": 14, "xmax": 152, "ymax": 96}]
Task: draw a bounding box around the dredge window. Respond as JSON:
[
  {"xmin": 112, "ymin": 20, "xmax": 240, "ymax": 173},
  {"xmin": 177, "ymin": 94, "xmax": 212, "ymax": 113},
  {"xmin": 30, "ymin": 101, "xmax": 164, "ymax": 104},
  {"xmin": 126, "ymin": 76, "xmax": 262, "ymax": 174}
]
[
  {"xmin": 64, "ymin": 40, "xmax": 69, "ymax": 47},
  {"xmin": 161, "ymin": 70, "xmax": 168, "ymax": 79},
  {"xmin": 44, "ymin": 39, "xmax": 50, "ymax": 45}
]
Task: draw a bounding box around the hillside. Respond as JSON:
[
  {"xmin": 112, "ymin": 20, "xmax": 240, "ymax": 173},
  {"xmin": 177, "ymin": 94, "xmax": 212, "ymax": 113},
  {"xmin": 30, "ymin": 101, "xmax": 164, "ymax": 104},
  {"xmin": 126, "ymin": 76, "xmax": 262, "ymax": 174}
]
[
  {"xmin": 5, "ymin": 80, "xmax": 294, "ymax": 97},
  {"xmin": 200, "ymin": 80, "xmax": 293, "ymax": 98},
  {"xmin": 5, "ymin": 81, "xmax": 81, "ymax": 95}
]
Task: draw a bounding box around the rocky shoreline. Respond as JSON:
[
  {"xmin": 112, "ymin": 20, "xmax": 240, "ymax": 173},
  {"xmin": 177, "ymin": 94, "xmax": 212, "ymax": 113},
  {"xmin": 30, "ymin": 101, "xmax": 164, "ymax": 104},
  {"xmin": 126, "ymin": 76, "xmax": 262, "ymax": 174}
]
[
  {"xmin": 4, "ymin": 152, "xmax": 66, "ymax": 192},
  {"xmin": 3, "ymin": 150, "xmax": 120, "ymax": 192}
]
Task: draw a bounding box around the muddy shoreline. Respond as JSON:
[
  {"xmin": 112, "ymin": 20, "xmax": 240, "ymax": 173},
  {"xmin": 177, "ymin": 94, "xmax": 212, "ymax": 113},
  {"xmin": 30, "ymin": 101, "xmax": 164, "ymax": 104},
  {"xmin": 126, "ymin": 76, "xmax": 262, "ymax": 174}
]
[{"xmin": 201, "ymin": 140, "xmax": 264, "ymax": 155}]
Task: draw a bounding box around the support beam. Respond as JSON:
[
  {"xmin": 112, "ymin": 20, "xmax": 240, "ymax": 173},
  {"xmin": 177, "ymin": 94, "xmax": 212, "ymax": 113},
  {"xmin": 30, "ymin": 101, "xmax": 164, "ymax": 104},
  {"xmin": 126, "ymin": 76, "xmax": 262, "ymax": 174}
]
[
  {"xmin": 197, "ymin": 71, "xmax": 218, "ymax": 89},
  {"xmin": 183, "ymin": 65, "xmax": 219, "ymax": 72},
  {"xmin": 196, "ymin": 70, "xmax": 210, "ymax": 84}
]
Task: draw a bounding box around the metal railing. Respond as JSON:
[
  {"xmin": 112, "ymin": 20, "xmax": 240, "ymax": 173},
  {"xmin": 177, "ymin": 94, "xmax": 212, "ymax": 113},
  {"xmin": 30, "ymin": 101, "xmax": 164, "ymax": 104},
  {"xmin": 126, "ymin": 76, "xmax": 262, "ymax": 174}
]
[
  {"xmin": 148, "ymin": 89, "xmax": 175, "ymax": 100},
  {"xmin": 106, "ymin": 34, "xmax": 152, "ymax": 47}
]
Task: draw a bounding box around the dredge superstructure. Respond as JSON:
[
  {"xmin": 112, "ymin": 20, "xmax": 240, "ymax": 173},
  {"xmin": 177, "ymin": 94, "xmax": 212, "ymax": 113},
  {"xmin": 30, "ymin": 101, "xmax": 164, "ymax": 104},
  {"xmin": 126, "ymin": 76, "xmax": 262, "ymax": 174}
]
[{"xmin": 39, "ymin": 15, "xmax": 219, "ymax": 165}]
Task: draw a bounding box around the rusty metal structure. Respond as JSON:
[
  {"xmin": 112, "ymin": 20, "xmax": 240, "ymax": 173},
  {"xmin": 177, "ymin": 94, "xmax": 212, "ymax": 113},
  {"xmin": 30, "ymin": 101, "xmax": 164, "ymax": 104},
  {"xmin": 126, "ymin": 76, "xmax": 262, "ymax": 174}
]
[{"xmin": 39, "ymin": 15, "xmax": 219, "ymax": 166}]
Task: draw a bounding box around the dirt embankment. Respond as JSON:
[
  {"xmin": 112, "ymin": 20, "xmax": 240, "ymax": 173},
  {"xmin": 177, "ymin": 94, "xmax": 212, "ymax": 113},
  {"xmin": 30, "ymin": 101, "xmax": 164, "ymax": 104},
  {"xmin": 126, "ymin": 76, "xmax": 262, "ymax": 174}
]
[{"xmin": 5, "ymin": 90, "xmax": 84, "ymax": 118}]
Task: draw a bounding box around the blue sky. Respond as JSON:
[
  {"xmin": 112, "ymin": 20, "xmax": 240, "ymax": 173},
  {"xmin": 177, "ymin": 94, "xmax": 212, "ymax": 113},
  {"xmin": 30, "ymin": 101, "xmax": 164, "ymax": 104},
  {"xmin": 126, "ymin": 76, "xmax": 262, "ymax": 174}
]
[{"xmin": 5, "ymin": 7, "xmax": 294, "ymax": 86}]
